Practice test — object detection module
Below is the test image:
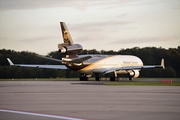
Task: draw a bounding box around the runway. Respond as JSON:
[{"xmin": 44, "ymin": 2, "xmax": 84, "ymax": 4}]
[{"xmin": 0, "ymin": 81, "xmax": 180, "ymax": 120}]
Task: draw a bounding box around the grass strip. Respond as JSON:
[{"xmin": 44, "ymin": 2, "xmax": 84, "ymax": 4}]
[{"xmin": 105, "ymin": 82, "xmax": 180, "ymax": 86}]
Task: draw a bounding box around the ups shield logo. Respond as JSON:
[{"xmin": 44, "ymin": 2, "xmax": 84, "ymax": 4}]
[{"xmin": 63, "ymin": 30, "xmax": 69, "ymax": 43}]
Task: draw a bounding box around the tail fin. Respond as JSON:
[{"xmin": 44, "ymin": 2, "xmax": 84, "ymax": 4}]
[{"xmin": 60, "ymin": 22, "xmax": 74, "ymax": 45}]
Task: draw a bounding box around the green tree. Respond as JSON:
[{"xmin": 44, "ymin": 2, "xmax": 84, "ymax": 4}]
[{"xmin": 1, "ymin": 47, "xmax": 180, "ymax": 78}]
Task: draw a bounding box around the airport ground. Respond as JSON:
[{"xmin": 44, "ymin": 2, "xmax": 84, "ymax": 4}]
[
  {"xmin": 0, "ymin": 80, "xmax": 180, "ymax": 120},
  {"xmin": 0, "ymin": 77, "xmax": 180, "ymax": 81}
]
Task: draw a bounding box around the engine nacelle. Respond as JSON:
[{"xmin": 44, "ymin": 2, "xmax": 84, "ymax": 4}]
[
  {"xmin": 129, "ymin": 70, "xmax": 140, "ymax": 78},
  {"xmin": 59, "ymin": 44, "xmax": 83, "ymax": 54}
]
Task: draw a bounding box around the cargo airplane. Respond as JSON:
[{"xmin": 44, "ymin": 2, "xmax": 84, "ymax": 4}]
[{"xmin": 7, "ymin": 22, "xmax": 165, "ymax": 81}]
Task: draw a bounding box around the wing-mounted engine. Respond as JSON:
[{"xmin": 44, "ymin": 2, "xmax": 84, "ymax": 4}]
[
  {"xmin": 128, "ymin": 70, "xmax": 140, "ymax": 78},
  {"xmin": 58, "ymin": 43, "xmax": 83, "ymax": 56}
]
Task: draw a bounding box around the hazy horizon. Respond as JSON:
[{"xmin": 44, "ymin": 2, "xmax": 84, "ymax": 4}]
[{"xmin": 0, "ymin": 0, "xmax": 179, "ymax": 55}]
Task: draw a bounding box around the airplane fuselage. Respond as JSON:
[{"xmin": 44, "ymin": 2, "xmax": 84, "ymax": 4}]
[{"xmin": 64, "ymin": 55, "xmax": 143, "ymax": 75}]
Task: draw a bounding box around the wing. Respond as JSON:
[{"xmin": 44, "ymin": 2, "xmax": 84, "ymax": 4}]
[
  {"xmin": 103, "ymin": 59, "xmax": 165, "ymax": 75},
  {"xmin": 7, "ymin": 58, "xmax": 67, "ymax": 70}
]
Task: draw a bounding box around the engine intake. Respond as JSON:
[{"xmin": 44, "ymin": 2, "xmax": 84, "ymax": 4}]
[
  {"xmin": 129, "ymin": 70, "xmax": 140, "ymax": 78},
  {"xmin": 59, "ymin": 44, "xmax": 83, "ymax": 54}
]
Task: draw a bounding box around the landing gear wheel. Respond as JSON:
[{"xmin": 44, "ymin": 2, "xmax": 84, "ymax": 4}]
[
  {"xmin": 110, "ymin": 77, "xmax": 116, "ymax": 81},
  {"xmin": 95, "ymin": 74, "xmax": 101, "ymax": 81},
  {"xmin": 128, "ymin": 73, "xmax": 133, "ymax": 81},
  {"xmin": 79, "ymin": 77, "xmax": 88, "ymax": 81},
  {"xmin": 95, "ymin": 77, "xmax": 101, "ymax": 81},
  {"xmin": 79, "ymin": 74, "xmax": 88, "ymax": 81},
  {"xmin": 129, "ymin": 77, "xmax": 133, "ymax": 81}
]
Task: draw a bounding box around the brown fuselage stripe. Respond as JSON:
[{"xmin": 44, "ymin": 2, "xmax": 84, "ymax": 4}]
[{"xmin": 78, "ymin": 55, "xmax": 116, "ymax": 72}]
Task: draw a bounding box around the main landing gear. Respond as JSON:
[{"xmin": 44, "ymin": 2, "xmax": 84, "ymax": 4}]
[
  {"xmin": 109, "ymin": 71, "xmax": 119, "ymax": 81},
  {"xmin": 129, "ymin": 77, "xmax": 133, "ymax": 81},
  {"xmin": 79, "ymin": 74, "xmax": 102, "ymax": 81},
  {"xmin": 79, "ymin": 74, "xmax": 88, "ymax": 81},
  {"xmin": 128, "ymin": 73, "xmax": 133, "ymax": 81},
  {"xmin": 95, "ymin": 77, "xmax": 100, "ymax": 81},
  {"xmin": 110, "ymin": 77, "xmax": 115, "ymax": 81},
  {"xmin": 95, "ymin": 74, "xmax": 101, "ymax": 81}
]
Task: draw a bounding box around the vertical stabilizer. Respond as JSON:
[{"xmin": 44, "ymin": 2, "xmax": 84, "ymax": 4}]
[{"xmin": 60, "ymin": 22, "xmax": 74, "ymax": 45}]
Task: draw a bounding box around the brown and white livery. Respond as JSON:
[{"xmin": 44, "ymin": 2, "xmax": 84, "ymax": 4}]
[{"xmin": 7, "ymin": 22, "xmax": 165, "ymax": 81}]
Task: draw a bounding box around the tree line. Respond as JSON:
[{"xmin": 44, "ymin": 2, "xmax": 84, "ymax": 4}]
[{"xmin": 0, "ymin": 46, "xmax": 180, "ymax": 78}]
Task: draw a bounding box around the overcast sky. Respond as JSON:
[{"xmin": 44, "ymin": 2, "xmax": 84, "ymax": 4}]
[{"xmin": 0, "ymin": 0, "xmax": 179, "ymax": 55}]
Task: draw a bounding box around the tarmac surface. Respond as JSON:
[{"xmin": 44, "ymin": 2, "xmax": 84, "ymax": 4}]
[{"xmin": 0, "ymin": 81, "xmax": 180, "ymax": 120}]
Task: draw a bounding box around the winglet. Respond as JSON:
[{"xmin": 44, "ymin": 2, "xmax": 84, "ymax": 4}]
[
  {"xmin": 7, "ymin": 58, "xmax": 14, "ymax": 66},
  {"xmin": 161, "ymin": 59, "xmax": 165, "ymax": 69}
]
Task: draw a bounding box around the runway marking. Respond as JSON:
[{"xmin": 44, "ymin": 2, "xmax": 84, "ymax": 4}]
[{"xmin": 0, "ymin": 109, "xmax": 85, "ymax": 120}]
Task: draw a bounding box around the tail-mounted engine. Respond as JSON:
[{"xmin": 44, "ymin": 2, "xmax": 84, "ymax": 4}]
[
  {"xmin": 58, "ymin": 43, "xmax": 83, "ymax": 55},
  {"xmin": 129, "ymin": 70, "xmax": 140, "ymax": 78}
]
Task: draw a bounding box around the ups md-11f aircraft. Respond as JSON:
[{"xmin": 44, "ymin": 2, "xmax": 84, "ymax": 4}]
[{"xmin": 7, "ymin": 22, "xmax": 165, "ymax": 81}]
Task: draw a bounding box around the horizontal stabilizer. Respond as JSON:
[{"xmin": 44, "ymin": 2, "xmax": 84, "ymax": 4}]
[{"xmin": 63, "ymin": 56, "xmax": 92, "ymax": 63}]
